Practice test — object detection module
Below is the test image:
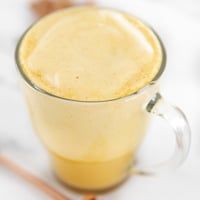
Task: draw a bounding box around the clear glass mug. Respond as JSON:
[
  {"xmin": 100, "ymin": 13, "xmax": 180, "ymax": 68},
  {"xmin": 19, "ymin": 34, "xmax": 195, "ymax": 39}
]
[{"xmin": 15, "ymin": 6, "xmax": 191, "ymax": 192}]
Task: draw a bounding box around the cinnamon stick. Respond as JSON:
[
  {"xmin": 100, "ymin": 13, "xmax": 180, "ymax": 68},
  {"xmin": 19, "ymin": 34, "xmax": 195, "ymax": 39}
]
[
  {"xmin": 31, "ymin": 0, "xmax": 95, "ymax": 18},
  {"xmin": 31, "ymin": 0, "xmax": 74, "ymax": 18},
  {"xmin": 0, "ymin": 155, "xmax": 70, "ymax": 200},
  {"xmin": 84, "ymin": 194, "xmax": 96, "ymax": 200}
]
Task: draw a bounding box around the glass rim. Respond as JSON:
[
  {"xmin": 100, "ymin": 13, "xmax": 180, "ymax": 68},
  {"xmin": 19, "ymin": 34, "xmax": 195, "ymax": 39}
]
[{"xmin": 15, "ymin": 6, "xmax": 166, "ymax": 104}]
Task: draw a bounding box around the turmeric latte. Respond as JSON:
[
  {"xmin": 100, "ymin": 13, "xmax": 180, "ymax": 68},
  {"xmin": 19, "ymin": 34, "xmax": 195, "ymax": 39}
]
[{"xmin": 18, "ymin": 7, "xmax": 163, "ymax": 191}]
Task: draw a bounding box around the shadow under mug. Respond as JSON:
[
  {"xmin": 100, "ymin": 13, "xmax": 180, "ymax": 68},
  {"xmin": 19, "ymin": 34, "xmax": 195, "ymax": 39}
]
[{"xmin": 15, "ymin": 7, "xmax": 191, "ymax": 192}]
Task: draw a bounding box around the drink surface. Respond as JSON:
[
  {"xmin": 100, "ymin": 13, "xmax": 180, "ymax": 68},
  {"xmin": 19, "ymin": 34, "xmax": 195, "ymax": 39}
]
[{"xmin": 19, "ymin": 6, "xmax": 162, "ymax": 101}]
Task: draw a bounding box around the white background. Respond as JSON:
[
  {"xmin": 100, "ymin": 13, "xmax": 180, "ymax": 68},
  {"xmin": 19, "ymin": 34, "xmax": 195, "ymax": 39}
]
[{"xmin": 0, "ymin": 0, "xmax": 199, "ymax": 199}]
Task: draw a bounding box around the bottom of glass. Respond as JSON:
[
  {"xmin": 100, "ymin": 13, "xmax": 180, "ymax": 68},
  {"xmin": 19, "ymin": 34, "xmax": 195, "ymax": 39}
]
[{"xmin": 50, "ymin": 151, "xmax": 134, "ymax": 192}]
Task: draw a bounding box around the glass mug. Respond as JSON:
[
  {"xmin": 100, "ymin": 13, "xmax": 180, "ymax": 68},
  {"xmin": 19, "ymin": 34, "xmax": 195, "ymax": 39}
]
[{"xmin": 15, "ymin": 7, "xmax": 191, "ymax": 192}]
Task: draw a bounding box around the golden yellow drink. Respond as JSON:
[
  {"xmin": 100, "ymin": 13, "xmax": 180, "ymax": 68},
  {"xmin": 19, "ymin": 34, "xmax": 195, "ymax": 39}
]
[{"xmin": 17, "ymin": 7, "xmax": 163, "ymax": 190}]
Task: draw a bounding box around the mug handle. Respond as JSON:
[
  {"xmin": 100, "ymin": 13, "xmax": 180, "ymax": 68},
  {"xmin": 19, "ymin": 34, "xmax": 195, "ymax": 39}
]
[{"xmin": 135, "ymin": 92, "xmax": 191, "ymax": 175}]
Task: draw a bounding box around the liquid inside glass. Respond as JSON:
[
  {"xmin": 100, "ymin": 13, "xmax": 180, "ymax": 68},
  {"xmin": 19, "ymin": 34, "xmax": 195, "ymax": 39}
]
[{"xmin": 17, "ymin": 6, "xmax": 163, "ymax": 191}]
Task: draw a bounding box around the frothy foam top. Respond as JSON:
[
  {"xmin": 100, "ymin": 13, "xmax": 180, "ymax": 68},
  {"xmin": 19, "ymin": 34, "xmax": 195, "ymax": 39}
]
[{"xmin": 19, "ymin": 7, "xmax": 163, "ymax": 101}]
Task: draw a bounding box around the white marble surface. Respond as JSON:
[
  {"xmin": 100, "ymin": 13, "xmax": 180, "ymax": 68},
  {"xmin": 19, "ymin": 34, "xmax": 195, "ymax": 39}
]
[{"xmin": 0, "ymin": 0, "xmax": 200, "ymax": 199}]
